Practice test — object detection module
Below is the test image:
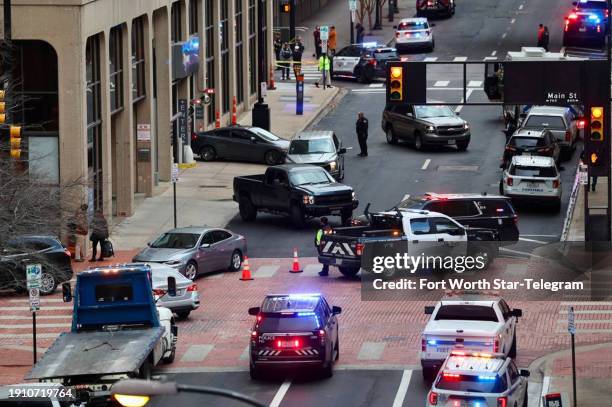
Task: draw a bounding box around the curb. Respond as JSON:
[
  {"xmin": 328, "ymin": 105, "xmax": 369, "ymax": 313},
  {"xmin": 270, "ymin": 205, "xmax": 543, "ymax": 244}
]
[{"xmin": 561, "ymin": 164, "xmax": 582, "ymax": 241}]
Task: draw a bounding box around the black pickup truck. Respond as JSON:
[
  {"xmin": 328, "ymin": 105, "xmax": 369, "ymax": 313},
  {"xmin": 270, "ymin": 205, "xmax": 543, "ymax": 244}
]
[{"xmin": 233, "ymin": 165, "xmax": 358, "ymax": 227}]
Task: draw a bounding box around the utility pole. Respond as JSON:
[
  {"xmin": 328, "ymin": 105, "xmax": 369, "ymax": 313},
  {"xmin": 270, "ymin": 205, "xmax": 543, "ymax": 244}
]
[
  {"xmin": 252, "ymin": 0, "xmax": 270, "ymax": 130},
  {"xmin": 373, "ymin": 0, "xmax": 382, "ymax": 29},
  {"xmin": 289, "ymin": 0, "xmax": 296, "ymax": 43}
]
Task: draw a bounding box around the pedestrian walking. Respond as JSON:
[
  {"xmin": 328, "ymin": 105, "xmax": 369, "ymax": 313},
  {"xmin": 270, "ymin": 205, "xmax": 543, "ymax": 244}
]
[
  {"xmin": 292, "ymin": 41, "xmax": 304, "ymax": 77},
  {"xmin": 89, "ymin": 209, "xmax": 109, "ymax": 262},
  {"xmin": 356, "ymin": 112, "xmax": 369, "ymax": 157},
  {"xmin": 274, "ymin": 33, "xmax": 282, "ymax": 70},
  {"xmin": 542, "ymin": 26, "xmax": 550, "ymax": 51},
  {"xmin": 313, "ymin": 26, "xmax": 322, "ymax": 58},
  {"xmin": 73, "ymin": 204, "xmax": 89, "ymax": 262},
  {"xmin": 315, "ymin": 53, "xmax": 332, "ymax": 88},
  {"xmin": 537, "ymin": 23, "xmax": 544, "ymax": 47},
  {"xmin": 355, "ymin": 23, "xmax": 365, "ymax": 44},
  {"xmin": 315, "ymin": 217, "xmax": 332, "ymax": 276},
  {"xmin": 280, "ymin": 42, "xmax": 292, "ymax": 80},
  {"xmin": 328, "ymin": 26, "xmax": 337, "ymax": 55}
]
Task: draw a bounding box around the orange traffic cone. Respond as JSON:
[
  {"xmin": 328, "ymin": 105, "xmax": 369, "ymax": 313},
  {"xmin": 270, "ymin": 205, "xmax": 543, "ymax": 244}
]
[
  {"xmin": 240, "ymin": 255, "xmax": 253, "ymax": 281},
  {"xmin": 231, "ymin": 96, "xmax": 237, "ymax": 125},
  {"xmin": 289, "ymin": 248, "xmax": 303, "ymax": 273},
  {"xmin": 268, "ymin": 66, "xmax": 276, "ymax": 90},
  {"xmin": 215, "ymin": 111, "xmax": 221, "ymax": 128}
]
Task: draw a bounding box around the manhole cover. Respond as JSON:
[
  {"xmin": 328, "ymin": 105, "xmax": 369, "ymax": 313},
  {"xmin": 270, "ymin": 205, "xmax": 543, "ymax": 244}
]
[
  {"xmin": 199, "ymin": 185, "xmax": 227, "ymax": 188},
  {"xmin": 437, "ymin": 165, "xmax": 479, "ymax": 172}
]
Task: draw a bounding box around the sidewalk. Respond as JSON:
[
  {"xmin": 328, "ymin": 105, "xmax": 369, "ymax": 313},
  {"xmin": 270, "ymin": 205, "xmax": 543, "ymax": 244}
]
[{"xmin": 565, "ymin": 173, "xmax": 608, "ymax": 241}]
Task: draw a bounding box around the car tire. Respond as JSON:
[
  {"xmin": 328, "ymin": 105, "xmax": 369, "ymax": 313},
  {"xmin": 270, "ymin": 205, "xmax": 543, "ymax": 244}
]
[
  {"xmin": 338, "ymin": 266, "xmax": 360, "ymax": 278},
  {"xmin": 428, "ymin": 40, "xmax": 435, "ymax": 52},
  {"xmin": 39, "ymin": 272, "xmax": 57, "ymax": 295},
  {"xmin": 422, "ymin": 367, "xmax": 436, "ymax": 383},
  {"xmin": 184, "ymin": 261, "xmax": 198, "ymax": 280},
  {"xmin": 356, "ymin": 68, "xmax": 368, "ymax": 84},
  {"xmin": 334, "ymin": 335, "xmax": 340, "ymax": 361},
  {"xmin": 249, "ymin": 364, "xmax": 261, "ymax": 380},
  {"xmin": 457, "ymin": 141, "xmax": 469, "ymax": 151},
  {"xmin": 199, "ymin": 146, "xmax": 216, "ymax": 162},
  {"xmin": 509, "ymin": 331, "xmax": 517, "ymax": 358},
  {"xmin": 264, "ymin": 150, "xmax": 281, "ymax": 165},
  {"xmin": 176, "ymin": 311, "xmax": 191, "ymax": 320},
  {"xmin": 239, "ymin": 196, "xmax": 257, "ymax": 222},
  {"xmin": 290, "ymin": 204, "xmax": 306, "ymax": 228},
  {"xmin": 229, "ymin": 250, "xmax": 243, "ymax": 272},
  {"xmin": 414, "ymin": 132, "xmax": 424, "ymax": 151},
  {"xmin": 386, "ymin": 127, "xmax": 398, "ymax": 145},
  {"xmin": 321, "ymin": 361, "xmax": 334, "ymax": 378}
]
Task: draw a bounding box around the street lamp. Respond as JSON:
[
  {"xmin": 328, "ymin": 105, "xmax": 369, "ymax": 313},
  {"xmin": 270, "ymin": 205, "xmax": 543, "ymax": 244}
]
[
  {"xmin": 252, "ymin": 0, "xmax": 271, "ymax": 130},
  {"xmin": 112, "ymin": 379, "xmax": 266, "ymax": 407}
]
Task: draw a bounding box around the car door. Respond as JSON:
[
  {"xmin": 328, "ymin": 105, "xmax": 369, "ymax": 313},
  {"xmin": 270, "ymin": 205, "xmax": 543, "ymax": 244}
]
[
  {"xmin": 332, "ymin": 133, "xmax": 344, "ymax": 175},
  {"xmin": 319, "ymin": 300, "xmax": 335, "ymax": 359},
  {"xmin": 194, "ymin": 232, "xmax": 215, "ymax": 273},
  {"xmin": 404, "ymin": 105, "xmax": 418, "ymax": 141},
  {"xmin": 210, "ymin": 230, "xmax": 233, "ymax": 271},
  {"xmin": 431, "ymin": 216, "xmax": 468, "ymax": 258},
  {"xmin": 446, "ymin": 200, "xmax": 482, "ymax": 228},
  {"xmin": 207, "ymin": 129, "xmax": 232, "ymax": 158},
  {"xmin": 406, "ymin": 217, "xmax": 439, "ymax": 259},
  {"xmin": 498, "ymin": 299, "xmax": 515, "ymax": 352},
  {"xmin": 506, "ymin": 361, "xmax": 525, "ymax": 406},
  {"xmin": 227, "ymin": 129, "xmax": 263, "ymax": 162},
  {"xmin": 344, "ymin": 46, "xmax": 363, "ymax": 76},
  {"xmin": 262, "ymin": 169, "xmax": 291, "ymax": 211}
]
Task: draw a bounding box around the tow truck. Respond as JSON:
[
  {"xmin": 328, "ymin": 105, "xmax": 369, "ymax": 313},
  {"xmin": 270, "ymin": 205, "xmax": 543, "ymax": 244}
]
[
  {"xmin": 420, "ymin": 293, "xmax": 522, "ymax": 382},
  {"xmin": 26, "ymin": 264, "xmax": 178, "ymax": 406}
]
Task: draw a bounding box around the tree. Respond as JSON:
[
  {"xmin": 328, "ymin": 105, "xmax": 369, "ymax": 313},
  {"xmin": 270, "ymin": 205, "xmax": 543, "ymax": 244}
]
[{"xmin": 356, "ymin": 0, "xmax": 388, "ymax": 32}]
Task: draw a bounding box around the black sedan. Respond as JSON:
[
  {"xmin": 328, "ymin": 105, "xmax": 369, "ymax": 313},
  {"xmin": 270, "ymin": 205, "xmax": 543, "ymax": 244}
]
[
  {"xmin": 502, "ymin": 129, "xmax": 561, "ymax": 169},
  {"xmin": 192, "ymin": 126, "xmax": 289, "ymax": 165},
  {"xmin": 0, "ymin": 236, "xmax": 73, "ymax": 295}
]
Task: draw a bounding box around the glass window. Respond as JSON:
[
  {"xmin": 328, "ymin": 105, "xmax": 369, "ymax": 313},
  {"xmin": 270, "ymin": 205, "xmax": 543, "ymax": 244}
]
[
  {"xmin": 200, "ymin": 232, "xmax": 214, "ymax": 245},
  {"xmin": 509, "ymin": 165, "xmax": 557, "ymax": 178},
  {"xmin": 508, "ymin": 362, "xmax": 520, "ymax": 384},
  {"xmin": 335, "ymin": 47, "xmax": 349, "ymax": 57},
  {"xmin": 150, "ymin": 233, "xmax": 200, "ymax": 249},
  {"xmin": 235, "ymin": 0, "xmax": 244, "ymax": 104},
  {"xmin": 109, "ymin": 26, "xmax": 123, "ymax": 113},
  {"xmin": 289, "ymin": 138, "xmax": 335, "ymax": 154},
  {"xmin": 436, "ymin": 374, "xmax": 507, "ymax": 393},
  {"xmin": 132, "ymin": 17, "xmax": 146, "ymax": 101},
  {"xmin": 524, "ymin": 115, "xmax": 566, "ymax": 130},
  {"xmin": 248, "ymin": 0, "xmax": 256, "ymax": 95},
  {"xmin": 95, "ymin": 284, "xmax": 133, "ymax": 302},
  {"xmin": 397, "ymin": 196, "xmax": 427, "ymax": 209},
  {"xmin": 290, "ymin": 169, "xmax": 333, "ymax": 185},
  {"xmin": 171, "ymin": 1, "xmax": 183, "ymax": 43},
  {"xmin": 410, "ymin": 218, "xmax": 432, "ymax": 235},
  {"xmin": 435, "ymin": 305, "xmax": 500, "ymax": 322},
  {"xmin": 221, "ymin": 0, "xmax": 230, "ymax": 113},
  {"xmin": 205, "ymin": 0, "xmax": 216, "ymax": 124},
  {"xmin": 253, "ymin": 128, "xmax": 280, "ymax": 142},
  {"xmin": 86, "ymin": 35, "xmax": 103, "ymax": 210},
  {"xmin": 444, "ymin": 201, "xmax": 480, "ymax": 217},
  {"xmin": 414, "ymin": 105, "xmax": 455, "ymax": 118},
  {"xmin": 189, "ymin": 0, "xmax": 199, "ymax": 35},
  {"xmin": 212, "ymin": 230, "xmax": 231, "ymax": 242},
  {"xmin": 510, "ymin": 136, "xmax": 546, "ymax": 148},
  {"xmin": 258, "ymin": 315, "xmax": 320, "ymax": 331},
  {"xmin": 432, "ymin": 217, "xmax": 464, "ymax": 234},
  {"xmin": 231, "ymin": 130, "xmax": 252, "ymax": 140}
]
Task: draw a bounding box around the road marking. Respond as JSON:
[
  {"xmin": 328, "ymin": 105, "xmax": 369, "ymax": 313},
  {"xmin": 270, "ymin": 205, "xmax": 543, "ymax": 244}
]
[
  {"xmin": 491, "ymin": 50, "xmax": 497, "ymax": 56},
  {"xmin": 421, "ymin": 159, "xmax": 431, "ymax": 170},
  {"xmin": 453, "ymin": 56, "xmax": 467, "ymax": 62},
  {"xmin": 511, "ymin": 18, "xmax": 516, "ymax": 24},
  {"xmin": 0, "ymin": 333, "xmax": 60, "ymax": 339},
  {"xmin": 357, "ymin": 342, "xmax": 386, "ymax": 360},
  {"xmin": 254, "ymin": 264, "xmax": 279, "ymax": 278},
  {"xmin": 499, "ymin": 247, "xmax": 547, "ymax": 259},
  {"xmin": 483, "ymin": 56, "xmax": 497, "ymax": 61},
  {"xmin": 8, "ymin": 298, "xmax": 66, "ymax": 303},
  {"xmin": 180, "ymin": 344, "xmax": 214, "ymax": 363},
  {"xmin": 502, "ymin": 32, "xmax": 507, "ymax": 39},
  {"xmin": 392, "ymin": 369, "xmax": 413, "ymax": 407},
  {"xmin": 519, "ymin": 237, "xmax": 548, "ymax": 244},
  {"xmin": 270, "ymin": 380, "xmax": 292, "ymax": 407},
  {"xmin": 434, "ymin": 80, "xmax": 450, "ymax": 87},
  {"xmin": 520, "ymin": 234, "xmax": 558, "ymax": 237},
  {"xmin": 454, "ymin": 88, "xmax": 474, "ymax": 113},
  {"xmin": 540, "ymin": 376, "xmax": 550, "ymax": 406},
  {"xmin": 467, "ymin": 80, "xmax": 482, "ymax": 87},
  {"xmin": 423, "ymin": 56, "xmax": 438, "ymax": 62},
  {"xmin": 369, "ymin": 83, "xmax": 384, "ymax": 88},
  {"xmin": 560, "ymin": 310, "xmax": 612, "ymax": 314},
  {"xmin": 0, "ymin": 315, "xmax": 70, "ymax": 320},
  {"xmin": 519, "ymin": 4, "xmax": 524, "ymax": 10}
]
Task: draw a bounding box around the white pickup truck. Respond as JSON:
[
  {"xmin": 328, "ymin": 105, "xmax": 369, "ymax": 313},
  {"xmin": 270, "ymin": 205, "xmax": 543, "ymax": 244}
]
[{"xmin": 420, "ymin": 294, "xmax": 522, "ymax": 381}]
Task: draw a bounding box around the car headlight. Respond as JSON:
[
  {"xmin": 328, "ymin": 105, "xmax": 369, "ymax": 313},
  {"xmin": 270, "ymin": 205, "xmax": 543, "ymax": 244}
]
[
  {"xmin": 426, "ymin": 125, "xmax": 436, "ymax": 133},
  {"xmin": 352, "ymin": 191, "xmax": 356, "ymax": 200},
  {"xmin": 303, "ymin": 195, "xmax": 315, "ymax": 205},
  {"xmin": 165, "ymin": 260, "xmax": 185, "ymax": 268},
  {"xmin": 329, "ymin": 161, "xmax": 337, "ymax": 171},
  {"xmin": 463, "ymin": 122, "xmax": 470, "ymax": 130}
]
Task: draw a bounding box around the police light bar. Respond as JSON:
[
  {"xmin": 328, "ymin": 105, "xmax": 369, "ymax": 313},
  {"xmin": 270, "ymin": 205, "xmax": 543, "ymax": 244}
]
[{"xmin": 361, "ymin": 42, "xmax": 378, "ymax": 48}]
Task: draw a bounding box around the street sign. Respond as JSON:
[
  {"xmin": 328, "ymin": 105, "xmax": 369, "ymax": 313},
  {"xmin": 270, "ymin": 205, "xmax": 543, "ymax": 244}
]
[
  {"xmin": 320, "ymin": 26, "xmax": 329, "ymax": 41},
  {"xmin": 26, "ymin": 264, "xmax": 42, "ymax": 289},
  {"xmin": 29, "ymin": 288, "xmax": 40, "ymax": 312},
  {"xmin": 178, "ymin": 99, "xmax": 188, "ymax": 144},
  {"xmin": 349, "ymin": 0, "xmax": 357, "ymax": 11},
  {"xmin": 579, "ymin": 164, "xmax": 588, "ymax": 185},
  {"xmin": 171, "ymin": 163, "xmax": 179, "ymax": 183},
  {"xmin": 543, "ymin": 392, "xmax": 564, "ymax": 407},
  {"xmin": 137, "ymin": 124, "xmax": 151, "ymax": 141},
  {"xmin": 568, "ymin": 306, "xmax": 576, "ymax": 335}
]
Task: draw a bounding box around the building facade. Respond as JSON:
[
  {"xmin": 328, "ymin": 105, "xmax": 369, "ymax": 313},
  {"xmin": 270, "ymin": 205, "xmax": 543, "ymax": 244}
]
[{"xmin": 6, "ymin": 0, "xmax": 273, "ymax": 219}]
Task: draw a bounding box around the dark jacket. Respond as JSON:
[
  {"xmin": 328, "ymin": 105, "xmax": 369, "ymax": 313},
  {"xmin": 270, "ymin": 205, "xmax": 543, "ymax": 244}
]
[
  {"xmin": 90, "ymin": 213, "xmax": 109, "ymax": 241},
  {"xmin": 280, "ymin": 47, "xmax": 292, "ymax": 61},
  {"xmin": 356, "ymin": 117, "xmax": 369, "ymax": 135},
  {"xmin": 292, "ymin": 46, "xmax": 303, "ymax": 61}
]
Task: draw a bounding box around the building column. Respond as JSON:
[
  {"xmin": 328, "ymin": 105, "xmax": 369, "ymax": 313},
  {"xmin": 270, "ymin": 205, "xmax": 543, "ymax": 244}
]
[
  {"xmin": 176, "ymin": 0, "xmax": 189, "ymax": 164},
  {"xmin": 240, "ymin": 0, "xmax": 250, "ymax": 111},
  {"xmin": 213, "ymin": 1, "xmax": 223, "ymax": 125},
  {"xmin": 98, "ymin": 31, "xmax": 114, "ymax": 219},
  {"xmin": 153, "ymin": 6, "xmax": 172, "ymax": 182},
  {"xmin": 266, "ymin": 0, "xmax": 274, "ymax": 81},
  {"xmin": 228, "ymin": 0, "xmax": 237, "ymax": 113}
]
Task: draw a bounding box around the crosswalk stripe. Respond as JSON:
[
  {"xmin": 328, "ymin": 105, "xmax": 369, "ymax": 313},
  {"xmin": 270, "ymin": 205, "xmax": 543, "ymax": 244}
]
[
  {"xmin": 369, "ymin": 83, "xmax": 384, "ymax": 88},
  {"xmin": 423, "ymin": 57, "xmax": 438, "ymax": 62},
  {"xmin": 434, "ymin": 80, "xmax": 450, "ymax": 87},
  {"xmin": 180, "ymin": 344, "xmax": 214, "ymax": 363},
  {"xmin": 254, "ymin": 265, "xmax": 279, "ymax": 278},
  {"xmin": 453, "ymin": 56, "xmax": 468, "ymax": 62},
  {"xmin": 468, "ymin": 80, "xmax": 482, "ymax": 87}
]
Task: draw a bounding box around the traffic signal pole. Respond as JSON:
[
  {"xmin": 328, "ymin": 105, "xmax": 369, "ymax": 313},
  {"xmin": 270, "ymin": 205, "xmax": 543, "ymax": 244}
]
[{"xmin": 289, "ymin": 0, "xmax": 296, "ymax": 43}]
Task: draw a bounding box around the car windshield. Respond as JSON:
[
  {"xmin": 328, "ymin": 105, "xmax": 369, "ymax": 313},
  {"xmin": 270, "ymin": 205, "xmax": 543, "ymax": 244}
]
[
  {"xmin": 397, "ymin": 197, "xmax": 427, "ymax": 209},
  {"xmin": 510, "ymin": 137, "xmax": 546, "ymax": 148},
  {"xmin": 373, "ymin": 49, "xmax": 399, "ymax": 59},
  {"xmin": 150, "ymin": 233, "xmax": 200, "ymax": 249},
  {"xmin": 524, "ymin": 115, "xmax": 566, "ymax": 130},
  {"xmin": 398, "ymin": 21, "xmax": 428, "ymax": 30},
  {"xmin": 435, "ymin": 305, "xmax": 500, "ymax": 322},
  {"xmin": 290, "ymin": 169, "xmax": 334, "ymax": 185},
  {"xmin": 289, "ymin": 139, "xmax": 335, "ymax": 154},
  {"xmin": 436, "ymin": 374, "xmax": 507, "ymax": 393},
  {"xmin": 253, "ymin": 127, "xmax": 281, "ymax": 142},
  {"xmin": 259, "ymin": 315, "xmax": 320, "ymax": 331},
  {"xmin": 509, "ymin": 165, "xmax": 557, "ymax": 178},
  {"xmin": 415, "ymin": 105, "xmax": 455, "ymax": 118}
]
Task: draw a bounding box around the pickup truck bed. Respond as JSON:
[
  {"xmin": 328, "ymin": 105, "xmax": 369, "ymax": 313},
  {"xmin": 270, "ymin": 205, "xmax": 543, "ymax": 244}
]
[{"xmin": 26, "ymin": 327, "xmax": 165, "ymax": 380}]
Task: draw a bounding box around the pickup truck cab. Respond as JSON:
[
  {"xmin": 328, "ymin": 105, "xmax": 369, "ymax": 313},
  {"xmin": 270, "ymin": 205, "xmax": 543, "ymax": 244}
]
[
  {"xmin": 27, "ymin": 264, "xmax": 178, "ymax": 405},
  {"xmin": 420, "ymin": 294, "xmax": 522, "ymax": 381},
  {"xmin": 318, "ymin": 209, "xmax": 499, "ymax": 277},
  {"xmin": 233, "ymin": 165, "xmax": 358, "ymax": 227}
]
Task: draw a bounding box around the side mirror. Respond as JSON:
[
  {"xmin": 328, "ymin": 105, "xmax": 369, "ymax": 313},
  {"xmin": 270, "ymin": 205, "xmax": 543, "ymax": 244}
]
[
  {"xmin": 167, "ymin": 276, "xmax": 177, "ymax": 297},
  {"xmin": 338, "ymin": 147, "xmax": 347, "ymax": 154},
  {"xmin": 332, "ymin": 306, "xmax": 342, "ymax": 315},
  {"xmin": 200, "ymin": 243, "xmax": 210, "ymax": 249},
  {"xmin": 519, "ymin": 369, "xmax": 530, "ymax": 377},
  {"xmin": 512, "ymin": 308, "xmax": 523, "ymax": 318},
  {"xmin": 248, "ymin": 307, "xmax": 261, "ymax": 316},
  {"xmin": 424, "ymin": 306, "xmax": 435, "ymax": 315},
  {"xmin": 62, "ymin": 282, "xmax": 72, "ymax": 303},
  {"xmin": 250, "ymin": 136, "xmax": 257, "ymax": 143}
]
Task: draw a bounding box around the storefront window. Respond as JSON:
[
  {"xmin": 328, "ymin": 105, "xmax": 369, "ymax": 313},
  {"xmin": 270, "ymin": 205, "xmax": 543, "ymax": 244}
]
[
  {"xmin": 132, "ymin": 17, "xmax": 146, "ymax": 102},
  {"xmin": 248, "ymin": 0, "xmax": 256, "ymax": 95},
  {"xmin": 86, "ymin": 35, "xmax": 103, "ymax": 210},
  {"xmin": 221, "ymin": 0, "xmax": 230, "ymax": 113},
  {"xmin": 205, "ymin": 0, "xmax": 215, "ymax": 124},
  {"xmin": 235, "ymin": 0, "xmax": 244, "ymax": 104},
  {"xmin": 109, "ymin": 26, "xmax": 123, "ymax": 113}
]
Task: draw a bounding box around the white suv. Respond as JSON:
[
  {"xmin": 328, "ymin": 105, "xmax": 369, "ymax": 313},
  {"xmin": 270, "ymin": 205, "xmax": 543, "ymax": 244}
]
[
  {"xmin": 394, "ymin": 18, "xmax": 434, "ymax": 52},
  {"xmin": 427, "ymin": 351, "xmax": 529, "ymax": 407},
  {"xmin": 501, "ymin": 155, "xmax": 562, "ymax": 211}
]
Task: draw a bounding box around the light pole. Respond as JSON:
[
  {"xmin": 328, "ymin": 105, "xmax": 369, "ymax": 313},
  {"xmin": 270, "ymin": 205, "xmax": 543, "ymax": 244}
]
[
  {"xmin": 373, "ymin": 0, "xmax": 382, "ymax": 30},
  {"xmin": 252, "ymin": 0, "xmax": 270, "ymax": 130}
]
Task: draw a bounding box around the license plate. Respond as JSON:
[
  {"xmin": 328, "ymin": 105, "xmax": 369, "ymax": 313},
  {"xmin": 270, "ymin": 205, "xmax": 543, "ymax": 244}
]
[
  {"xmin": 447, "ymin": 140, "xmax": 456, "ymax": 145},
  {"xmin": 280, "ymin": 340, "xmax": 295, "ymax": 348},
  {"xmin": 436, "ymin": 346, "xmax": 451, "ymax": 353},
  {"xmin": 579, "ymin": 27, "xmax": 587, "ymax": 32},
  {"xmin": 528, "ymin": 182, "xmax": 541, "ymax": 188}
]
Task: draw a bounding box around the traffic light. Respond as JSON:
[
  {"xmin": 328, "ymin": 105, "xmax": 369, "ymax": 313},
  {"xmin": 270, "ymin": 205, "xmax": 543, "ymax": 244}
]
[
  {"xmin": 590, "ymin": 106, "xmax": 603, "ymax": 141},
  {"xmin": 0, "ymin": 89, "xmax": 5, "ymax": 124},
  {"xmin": 388, "ymin": 65, "xmax": 404, "ymax": 103},
  {"xmin": 281, "ymin": 2, "xmax": 290, "ymax": 13},
  {"xmin": 9, "ymin": 125, "xmax": 21, "ymax": 159}
]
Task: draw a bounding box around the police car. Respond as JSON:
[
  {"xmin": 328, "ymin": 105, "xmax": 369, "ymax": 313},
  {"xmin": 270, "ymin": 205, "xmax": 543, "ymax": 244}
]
[
  {"xmin": 427, "ymin": 351, "xmax": 529, "ymax": 407},
  {"xmin": 331, "ymin": 42, "xmax": 400, "ymax": 83},
  {"xmin": 501, "ymin": 155, "xmax": 562, "ymax": 211},
  {"xmin": 248, "ymin": 294, "xmax": 341, "ymax": 379},
  {"xmin": 394, "ymin": 18, "xmax": 435, "ymax": 52},
  {"xmin": 563, "ymin": 8, "xmax": 606, "ymax": 47}
]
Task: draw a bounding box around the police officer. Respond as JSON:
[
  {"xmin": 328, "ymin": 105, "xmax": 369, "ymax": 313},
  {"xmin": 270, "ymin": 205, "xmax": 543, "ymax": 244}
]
[
  {"xmin": 316, "ymin": 217, "xmax": 332, "ymax": 276},
  {"xmin": 356, "ymin": 112, "xmax": 369, "ymax": 157}
]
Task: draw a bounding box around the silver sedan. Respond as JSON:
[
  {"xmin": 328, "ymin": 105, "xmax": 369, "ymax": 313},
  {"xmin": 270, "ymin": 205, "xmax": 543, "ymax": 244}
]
[
  {"xmin": 132, "ymin": 226, "xmax": 247, "ymax": 280},
  {"xmin": 147, "ymin": 262, "xmax": 200, "ymax": 319}
]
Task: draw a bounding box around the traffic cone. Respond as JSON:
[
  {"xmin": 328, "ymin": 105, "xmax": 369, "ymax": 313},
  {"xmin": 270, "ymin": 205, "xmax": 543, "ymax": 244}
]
[
  {"xmin": 231, "ymin": 96, "xmax": 237, "ymax": 125},
  {"xmin": 215, "ymin": 111, "xmax": 220, "ymax": 128},
  {"xmin": 268, "ymin": 66, "xmax": 276, "ymax": 90},
  {"xmin": 289, "ymin": 248, "xmax": 303, "ymax": 273},
  {"xmin": 240, "ymin": 255, "xmax": 253, "ymax": 281}
]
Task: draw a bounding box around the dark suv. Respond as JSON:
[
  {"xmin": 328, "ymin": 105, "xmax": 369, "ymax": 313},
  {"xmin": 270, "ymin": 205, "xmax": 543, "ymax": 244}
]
[
  {"xmin": 248, "ymin": 294, "xmax": 342, "ymax": 379},
  {"xmin": 397, "ymin": 193, "xmax": 519, "ymax": 242}
]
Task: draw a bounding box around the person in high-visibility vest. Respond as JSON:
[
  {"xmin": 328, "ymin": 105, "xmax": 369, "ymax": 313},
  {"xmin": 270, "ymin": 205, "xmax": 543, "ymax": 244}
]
[
  {"xmin": 315, "ymin": 53, "xmax": 332, "ymax": 89},
  {"xmin": 315, "ymin": 217, "xmax": 332, "ymax": 276}
]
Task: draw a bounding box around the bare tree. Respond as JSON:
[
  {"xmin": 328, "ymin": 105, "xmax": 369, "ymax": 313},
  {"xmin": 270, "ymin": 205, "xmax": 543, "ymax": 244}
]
[{"xmin": 356, "ymin": 0, "xmax": 389, "ymax": 32}]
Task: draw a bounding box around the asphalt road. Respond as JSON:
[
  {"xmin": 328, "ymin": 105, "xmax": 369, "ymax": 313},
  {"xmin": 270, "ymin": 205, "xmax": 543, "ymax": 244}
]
[{"xmin": 227, "ymin": 0, "xmax": 584, "ymax": 259}]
